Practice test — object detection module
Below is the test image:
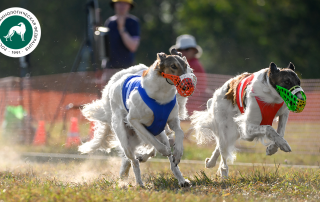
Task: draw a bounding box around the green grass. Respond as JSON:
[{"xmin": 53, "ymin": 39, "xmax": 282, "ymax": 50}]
[
  {"xmin": 1, "ymin": 160, "xmax": 320, "ymax": 201},
  {"xmin": 2, "ymin": 121, "xmax": 320, "ymax": 166}
]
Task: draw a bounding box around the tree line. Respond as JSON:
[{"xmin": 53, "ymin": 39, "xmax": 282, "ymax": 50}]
[{"xmin": 0, "ymin": 0, "xmax": 319, "ymax": 78}]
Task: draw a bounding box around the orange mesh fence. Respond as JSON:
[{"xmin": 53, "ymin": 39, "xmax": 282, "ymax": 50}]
[
  {"xmin": 0, "ymin": 72, "xmax": 100, "ymax": 124},
  {"xmin": 0, "ymin": 71, "xmax": 319, "ymax": 154}
]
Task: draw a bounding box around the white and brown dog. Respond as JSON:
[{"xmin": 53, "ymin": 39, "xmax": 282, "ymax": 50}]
[
  {"xmin": 191, "ymin": 62, "xmax": 304, "ymax": 177},
  {"xmin": 79, "ymin": 49, "xmax": 195, "ymax": 187}
]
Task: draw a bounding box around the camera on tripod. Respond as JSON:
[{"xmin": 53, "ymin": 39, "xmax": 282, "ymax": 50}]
[{"xmin": 94, "ymin": 26, "xmax": 110, "ymax": 61}]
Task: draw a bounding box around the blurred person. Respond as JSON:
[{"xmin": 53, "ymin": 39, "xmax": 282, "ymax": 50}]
[
  {"xmin": 101, "ymin": 0, "xmax": 140, "ymax": 85},
  {"xmin": 170, "ymin": 34, "xmax": 208, "ymax": 115}
]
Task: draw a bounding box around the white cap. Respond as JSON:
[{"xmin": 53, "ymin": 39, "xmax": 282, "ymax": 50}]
[{"xmin": 169, "ymin": 34, "xmax": 202, "ymax": 58}]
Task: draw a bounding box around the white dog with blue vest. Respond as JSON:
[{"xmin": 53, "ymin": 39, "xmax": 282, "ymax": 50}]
[{"xmin": 79, "ymin": 49, "xmax": 196, "ymax": 187}]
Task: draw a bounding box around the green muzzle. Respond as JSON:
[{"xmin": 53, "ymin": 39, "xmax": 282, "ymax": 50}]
[{"xmin": 276, "ymin": 85, "xmax": 306, "ymax": 113}]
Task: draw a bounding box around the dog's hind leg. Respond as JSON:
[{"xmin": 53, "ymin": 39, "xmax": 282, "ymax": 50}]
[
  {"xmin": 217, "ymin": 131, "xmax": 229, "ymax": 177},
  {"xmin": 78, "ymin": 121, "xmax": 113, "ymax": 154},
  {"xmin": 111, "ymin": 111, "xmax": 143, "ymax": 186},
  {"xmin": 205, "ymin": 144, "xmax": 220, "ymax": 168},
  {"xmin": 121, "ymin": 130, "xmax": 152, "ymax": 178},
  {"xmin": 119, "ymin": 156, "xmax": 131, "ymax": 179},
  {"xmin": 218, "ymin": 155, "xmax": 228, "ymax": 178},
  {"xmin": 9, "ymin": 32, "xmax": 14, "ymax": 41},
  {"xmin": 217, "ymin": 123, "xmax": 239, "ymax": 178},
  {"xmin": 155, "ymin": 131, "xmax": 190, "ymax": 187}
]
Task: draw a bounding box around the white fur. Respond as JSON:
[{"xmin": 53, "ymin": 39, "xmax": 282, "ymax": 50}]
[
  {"xmin": 191, "ymin": 68, "xmax": 291, "ymax": 177},
  {"xmin": 79, "ymin": 62, "xmax": 191, "ymax": 187}
]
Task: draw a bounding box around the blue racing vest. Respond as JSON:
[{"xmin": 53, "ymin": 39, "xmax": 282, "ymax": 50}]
[{"xmin": 122, "ymin": 75, "xmax": 177, "ymax": 136}]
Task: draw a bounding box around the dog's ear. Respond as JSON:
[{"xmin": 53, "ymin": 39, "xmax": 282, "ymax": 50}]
[
  {"xmin": 269, "ymin": 62, "xmax": 279, "ymax": 74},
  {"xmin": 156, "ymin": 52, "xmax": 167, "ymax": 71},
  {"xmin": 170, "ymin": 48, "xmax": 183, "ymax": 57},
  {"xmin": 157, "ymin": 52, "xmax": 167, "ymax": 62},
  {"xmin": 182, "ymin": 56, "xmax": 187, "ymax": 62},
  {"xmin": 287, "ymin": 62, "xmax": 295, "ymax": 72}
]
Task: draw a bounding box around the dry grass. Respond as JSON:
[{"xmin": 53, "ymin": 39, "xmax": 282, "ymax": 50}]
[
  {"xmin": 1, "ymin": 121, "xmax": 320, "ymax": 201},
  {"xmin": 1, "ymin": 147, "xmax": 320, "ymax": 201}
]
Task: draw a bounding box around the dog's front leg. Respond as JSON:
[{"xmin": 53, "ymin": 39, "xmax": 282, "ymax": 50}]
[
  {"xmin": 128, "ymin": 118, "xmax": 171, "ymax": 157},
  {"xmin": 168, "ymin": 117, "xmax": 184, "ymax": 166},
  {"xmin": 155, "ymin": 131, "xmax": 190, "ymax": 187},
  {"xmin": 245, "ymin": 123, "xmax": 291, "ymax": 152},
  {"xmin": 266, "ymin": 112, "xmax": 289, "ymax": 155}
]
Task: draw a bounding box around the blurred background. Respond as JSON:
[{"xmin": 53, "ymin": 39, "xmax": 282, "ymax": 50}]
[
  {"xmin": 0, "ymin": 0, "xmax": 319, "ymax": 164},
  {"xmin": 1, "ymin": 0, "xmax": 320, "ymax": 77}
]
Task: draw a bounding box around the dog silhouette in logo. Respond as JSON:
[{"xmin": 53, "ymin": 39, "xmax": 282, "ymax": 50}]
[{"xmin": 3, "ymin": 22, "xmax": 26, "ymax": 41}]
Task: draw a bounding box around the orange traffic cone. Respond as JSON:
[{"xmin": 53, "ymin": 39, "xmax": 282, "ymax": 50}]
[
  {"xmin": 89, "ymin": 122, "xmax": 94, "ymax": 140},
  {"xmin": 33, "ymin": 121, "xmax": 46, "ymax": 145},
  {"xmin": 66, "ymin": 117, "xmax": 81, "ymax": 147}
]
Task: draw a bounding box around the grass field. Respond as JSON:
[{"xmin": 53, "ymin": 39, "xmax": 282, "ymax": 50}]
[
  {"xmin": 1, "ymin": 121, "xmax": 320, "ymax": 201},
  {"xmin": 1, "ymin": 152, "xmax": 320, "ymax": 201}
]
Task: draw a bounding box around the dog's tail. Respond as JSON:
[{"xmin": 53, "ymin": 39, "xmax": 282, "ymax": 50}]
[
  {"xmin": 78, "ymin": 121, "xmax": 118, "ymax": 154},
  {"xmin": 78, "ymin": 100, "xmax": 119, "ymax": 154},
  {"xmin": 81, "ymin": 100, "xmax": 107, "ymax": 122},
  {"xmin": 190, "ymin": 97, "xmax": 217, "ymax": 145},
  {"xmin": 4, "ymin": 30, "xmax": 14, "ymax": 39}
]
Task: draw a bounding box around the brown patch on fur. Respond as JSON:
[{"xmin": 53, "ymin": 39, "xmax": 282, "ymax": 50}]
[
  {"xmin": 225, "ymin": 73, "xmax": 252, "ymax": 105},
  {"xmin": 154, "ymin": 52, "xmax": 188, "ymax": 77},
  {"xmin": 142, "ymin": 68, "xmax": 150, "ymax": 77}
]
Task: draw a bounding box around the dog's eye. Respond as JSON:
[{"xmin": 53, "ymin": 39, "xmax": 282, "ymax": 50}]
[
  {"xmin": 284, "ymin": 80, "xmax": 291, "ymax": 85},
  {"xmin": 284, "ymin": 79, "xmax": 291, "ymax": 85},
  {"xmin": 171, "ymin": 65, "xmax": 177, "ymax": 69}
]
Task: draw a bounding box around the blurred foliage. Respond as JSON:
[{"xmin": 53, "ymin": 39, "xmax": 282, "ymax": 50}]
[
  {"xmin": 176, "ymin": 0, "xmax": 320, "ymax": 77},
  {"xmin": 0, "ymin": 0, "xmax": 319, "ymax": 78}
]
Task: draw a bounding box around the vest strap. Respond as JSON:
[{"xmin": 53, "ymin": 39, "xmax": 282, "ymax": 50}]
[
  {"xmin": 122, "ymin": 75, "xmax": 177, "ymax": 136},
  {"xmin": 236, "ymin": 74, "xmax": 255, "ymax": 114},
  {"xmin": 138, "ymin": 85, "xmax": 176, "ymax": 136},
  {"xmin": 235, "ymin": 74, "xmax": 284, "ymax": 126}
]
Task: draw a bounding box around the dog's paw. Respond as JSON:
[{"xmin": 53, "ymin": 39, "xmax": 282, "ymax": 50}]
[
  {"xmin": 205, "ymin": 158, "xmax": 216, "ymax": 168},
  {"xmin": 137, "ymin": 183, "xmax": 145, "ymax": 188},
  {"xmin": 120, "ymin": 173, "xmax": 129, "ymax": 179},
  {"xmin": 172, "ymin": 144, "xmax": 183, "ymax": 166},
  {"xmin": 275, "ymin": 138, "xmax": 292, "ymax": 152},
  {"xmin": 179, "ymin": 179, "xmax": 191, "ymax": 188},
  {"xmin": 266, "ymin": 143, "xmax": 278, "ymax": 155}
]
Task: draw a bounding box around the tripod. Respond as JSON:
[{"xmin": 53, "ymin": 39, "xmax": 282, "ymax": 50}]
[{"xmin": 48, "ymin": 0, "xmax": 102, "ymax": 137}]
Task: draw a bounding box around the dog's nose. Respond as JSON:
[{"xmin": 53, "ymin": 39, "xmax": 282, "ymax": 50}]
[{"xmin": 296, "ymin": 92, "xmax": 303, "ymax": 100}]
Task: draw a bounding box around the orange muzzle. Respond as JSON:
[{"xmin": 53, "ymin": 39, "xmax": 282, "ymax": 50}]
[{"xmin": 161, "ymin": 72, "xmax": 197, "ymax": 97}]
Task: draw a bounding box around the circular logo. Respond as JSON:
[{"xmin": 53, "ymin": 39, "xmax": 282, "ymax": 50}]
[{"xmin": 0, "ymin": 7, "xmax": 41, "ymax": 58}]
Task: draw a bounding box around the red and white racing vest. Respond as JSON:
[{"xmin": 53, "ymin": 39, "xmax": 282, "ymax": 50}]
[{"xmin": 236, "ymin": 74, "xmax": 284, "ymax": 126}]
